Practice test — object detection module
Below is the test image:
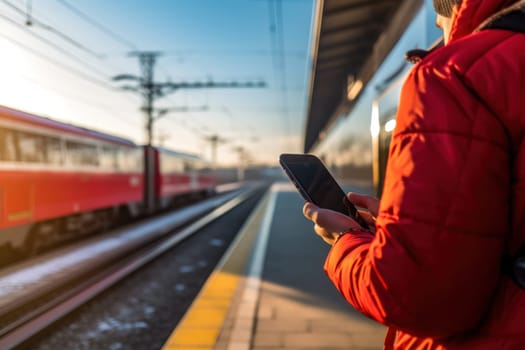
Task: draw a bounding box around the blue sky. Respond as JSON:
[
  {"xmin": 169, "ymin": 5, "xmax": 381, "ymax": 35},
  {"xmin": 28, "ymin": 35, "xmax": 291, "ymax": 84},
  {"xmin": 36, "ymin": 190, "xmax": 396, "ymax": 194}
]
[{"xmin": 0, "ymin": 0, "xmax": 314, "ymax": 165}]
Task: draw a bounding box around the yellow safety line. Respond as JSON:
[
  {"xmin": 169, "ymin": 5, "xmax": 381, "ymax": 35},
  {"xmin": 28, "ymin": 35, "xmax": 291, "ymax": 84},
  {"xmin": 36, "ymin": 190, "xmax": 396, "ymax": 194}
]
[{"xmin": 162, "ymin": 190, "xmax": 270, "ymax": 350}]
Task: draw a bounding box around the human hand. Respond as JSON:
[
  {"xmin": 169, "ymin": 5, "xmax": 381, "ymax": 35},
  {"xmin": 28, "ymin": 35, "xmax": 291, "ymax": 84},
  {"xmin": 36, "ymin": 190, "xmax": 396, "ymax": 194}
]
[
  {"xmin": 347, "ymin": 192, "xmax": 379, "ymax": 232},
  {"xmin": 302, "ymin": 192, "xmax": 380, "ymax": 245},
  {"xmin": 303, "ymin": 202, "xmax": 362, "ymax": 245}
]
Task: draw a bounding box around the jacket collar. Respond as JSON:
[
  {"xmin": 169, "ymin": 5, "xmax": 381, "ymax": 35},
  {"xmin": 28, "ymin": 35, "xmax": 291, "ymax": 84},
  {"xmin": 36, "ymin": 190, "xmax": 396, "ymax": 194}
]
[
  {"xmin": 405, "ymin": 0, "xmax": 524, "ymax": 63},
  {"xmin": 449, "ymin": 0, "xmax": 520, "ymax": 42},
  {"xmin": 475, "ymin": 0, "xmax": 525, "ymax": 32}
]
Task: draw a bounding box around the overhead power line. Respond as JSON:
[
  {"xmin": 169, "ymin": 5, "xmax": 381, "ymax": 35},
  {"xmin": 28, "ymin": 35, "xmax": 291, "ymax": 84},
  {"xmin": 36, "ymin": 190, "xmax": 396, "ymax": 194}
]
[
  {"xmin": 0, "ymin": 31, "xmax": 116, "ymax": 90},
  {"xmin": 162, "ymin": 49, "xmax": 306, "ymax": 58},
  {"xmin": 0, "ymin": 11, "xmax": 111, "ymax": 79},
  {"xmin": 0, "ymin": 1, "xmax": 141, "ymax": 106},
  {"xmin": 114, "ymin": 51, "xmax": 265, "ymax": 213},
  {"xmin": 3, "ymin": 0, "xmax": 105, "ymax": 59},
  {"xmin": 113, "ymin": 51, "xmax": 266, "ymax": 146},
  {"xmin": 275, "ymin": 0, "xmax": 290, "ymax": 135},
  {"xmin": 151, "ymin": 105, "xmax": 208, "ymax": 122},
  {"xmin": 51, "ymin": 0, "xmax": 181, "ymax": 96},
  {"xmin": 2, "ymin": 0, "xmax": 135, "ymax": 77},
  {"xmin": 13, "ymin": 70, "xmax": 142, "ymax": 128},
  {"xmin": 268, "ymin": 0, "xmax": 291, "ymax": 140},
  {"xmin": 54, "ymin": 0, "xmax": 137, "ymax": 50}
]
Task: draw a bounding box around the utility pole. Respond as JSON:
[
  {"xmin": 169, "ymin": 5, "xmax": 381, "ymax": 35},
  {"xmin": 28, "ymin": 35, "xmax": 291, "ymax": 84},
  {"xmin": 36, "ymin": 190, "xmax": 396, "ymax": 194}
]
[
  {"xmin": 113, "ymin": 51, "xmax": 161, "ymax": 146},
  {"xmin": 26, "ymin": 0, "xmax": 33, "ymax": 25},
  {"xmin": 113, "ymin": 51, "xmax": 265, "ymax": 146},
  {"xmin": 232, "ymin": 146, "xmax": 246, "ymax": 181},
  {"xmin": 113, "ymin": 51, "xmax": 265, "ymax": 214},
  {"xmin": 113, "ymin": 52, "xmax": 160, "ymax": 215},
  {"xmin": 202, "ymin": 134, "xmax": 228, "ymax": 168},
  {"xmin": 139, "ymin": 52, "xmax": 157, "ymax": 146}
]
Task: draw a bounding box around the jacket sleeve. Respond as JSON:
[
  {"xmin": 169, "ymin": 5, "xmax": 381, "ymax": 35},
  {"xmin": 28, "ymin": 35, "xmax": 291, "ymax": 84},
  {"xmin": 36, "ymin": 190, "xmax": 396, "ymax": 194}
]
[{"xmin": 324, "ymin": 62, "xmax": 511, "ymax": 338}]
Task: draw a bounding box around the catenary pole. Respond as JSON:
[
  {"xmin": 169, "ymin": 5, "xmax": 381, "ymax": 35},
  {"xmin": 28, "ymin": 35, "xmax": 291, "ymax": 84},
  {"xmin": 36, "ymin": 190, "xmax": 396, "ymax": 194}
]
[{"xmin": 113, "ymin": 51, "xmax": 265, "ymax": 213}]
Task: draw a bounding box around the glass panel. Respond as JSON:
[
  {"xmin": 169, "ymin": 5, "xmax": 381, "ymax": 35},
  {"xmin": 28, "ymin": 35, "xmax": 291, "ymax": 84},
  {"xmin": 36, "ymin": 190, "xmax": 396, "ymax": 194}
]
[
  {"xmin": 18, "ymin": 131, "xmax": 46, "ymax": 163},
  {"xmin": 160, "ymin": 152, "xmax": 184, "ymax": 173},
  {"xmin": 100, "ymin": 145, "xmax": 118, "ymax": 170},
  {"xmin": 0, "ymin": 129, "xmax": 18, "ymax": 161},
  {"xmin": 46, "ymin": 137, "xmax": 63, "ymax": 165},
  {"xmin": 66, "ymin": 141, "xmax": 99, "ymax": 166},
  {"xmin": 183, "ymin": 161, "xmax": 193, "ymax": 171}
]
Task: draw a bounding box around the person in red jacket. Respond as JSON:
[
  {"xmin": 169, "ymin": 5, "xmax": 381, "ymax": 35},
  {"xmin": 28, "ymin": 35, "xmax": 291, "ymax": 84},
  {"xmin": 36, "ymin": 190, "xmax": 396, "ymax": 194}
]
[{"xmin": 303, "ymin": 0, "xmax": 525, "ymax": 349}]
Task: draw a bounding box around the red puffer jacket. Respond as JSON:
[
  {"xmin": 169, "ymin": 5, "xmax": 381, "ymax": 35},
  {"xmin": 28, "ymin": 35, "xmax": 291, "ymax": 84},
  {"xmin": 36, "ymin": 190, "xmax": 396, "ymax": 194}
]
[{"xmin": 324, "ymin": 0, "xmax": 525, "ymax": 349}]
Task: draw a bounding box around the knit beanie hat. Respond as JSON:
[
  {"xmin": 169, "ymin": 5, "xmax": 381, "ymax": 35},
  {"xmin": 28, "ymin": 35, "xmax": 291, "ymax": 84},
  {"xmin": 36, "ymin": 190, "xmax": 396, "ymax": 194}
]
[{"xmin": 433, "ymin": 0, "xmax": 460, "ymax": 17}]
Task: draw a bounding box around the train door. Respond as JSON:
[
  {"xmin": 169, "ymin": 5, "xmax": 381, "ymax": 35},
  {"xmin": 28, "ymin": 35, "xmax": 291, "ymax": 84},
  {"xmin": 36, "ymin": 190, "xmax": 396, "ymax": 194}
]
[
  {"xmin": 4, "ymin": 183, "xmax": 33, "ymax": 225},
  {"xmin": 1, "ymin": 129, "xmax": 35, "ymax": 225}
]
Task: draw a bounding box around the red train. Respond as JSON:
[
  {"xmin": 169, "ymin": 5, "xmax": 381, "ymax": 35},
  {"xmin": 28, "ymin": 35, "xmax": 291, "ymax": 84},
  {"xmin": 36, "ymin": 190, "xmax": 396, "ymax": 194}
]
[{"xmin": 0, "ymin": 105, "xmax": 216, "ymax": 257}]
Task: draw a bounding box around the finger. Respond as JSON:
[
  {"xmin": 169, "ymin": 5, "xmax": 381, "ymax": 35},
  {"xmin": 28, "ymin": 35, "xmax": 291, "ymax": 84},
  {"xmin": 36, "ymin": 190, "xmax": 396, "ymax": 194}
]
[
  {"xmin": 313, "ymin": 223, "xmax": 328, "ymax": 237},
  {"xmin": 314, "ymin": 208, "xmax": 360, "ymax": 233},
  {"xmin": 303, "ymin": 202, "xmax": 319, "ymax": 220},
  {"xmin": 305, "ymin": 203, "xmax": 359, "ymax": 233},
  {"xmin": 347, "ymin": 192, "xmax": 379, "ymax": 216},
  {"xmin": 347, "ymin": 192, "xmax": 372, "ymax": 207},
  {"xmin": 357, "ymin": 209, "xmax": 375, "ymax": 224},
  {"xmin": 314, "ymin": 224, "xmax": 335, "ymax": 245}
]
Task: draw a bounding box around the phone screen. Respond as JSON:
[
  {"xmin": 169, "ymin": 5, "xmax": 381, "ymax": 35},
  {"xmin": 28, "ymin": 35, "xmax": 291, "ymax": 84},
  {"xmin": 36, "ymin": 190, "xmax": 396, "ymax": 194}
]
[
  {"xmin": 283, "ymin": 159, "xmax": 349, "ymax": 214},
  {"xmin": 280, "ymin": 153, "xmax": 357, "ymax": 212},
  {"xmin": 280, "ymin": 154, "xmax": 368, "ymax": 228}
]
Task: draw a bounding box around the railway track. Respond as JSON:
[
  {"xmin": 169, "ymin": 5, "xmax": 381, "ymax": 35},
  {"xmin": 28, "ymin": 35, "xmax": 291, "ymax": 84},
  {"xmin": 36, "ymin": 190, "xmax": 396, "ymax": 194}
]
[{"xmin": 0, "ymin": 182, "xmax": 269, "ymax": 349}]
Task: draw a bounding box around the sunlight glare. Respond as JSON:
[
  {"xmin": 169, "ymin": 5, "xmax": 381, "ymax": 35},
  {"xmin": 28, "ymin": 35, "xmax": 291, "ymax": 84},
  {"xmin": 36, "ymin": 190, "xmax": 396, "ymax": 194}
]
[{"xmin": 0, "ymin": 38, "xmax": 68, "ymax": 119}]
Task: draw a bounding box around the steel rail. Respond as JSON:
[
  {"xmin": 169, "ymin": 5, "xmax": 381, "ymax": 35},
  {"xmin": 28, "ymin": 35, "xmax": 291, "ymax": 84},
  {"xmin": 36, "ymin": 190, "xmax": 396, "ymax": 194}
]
[{"xmin": 0, "ymin": 184, "xmax": 266, "ymax": 350}]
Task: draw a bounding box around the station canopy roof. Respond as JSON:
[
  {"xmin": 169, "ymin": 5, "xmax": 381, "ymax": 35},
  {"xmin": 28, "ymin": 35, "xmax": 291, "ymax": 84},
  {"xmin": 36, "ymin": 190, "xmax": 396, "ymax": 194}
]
[{"xmin": 304, "ymin": 0, "xmax": 422, "ymax": 152}]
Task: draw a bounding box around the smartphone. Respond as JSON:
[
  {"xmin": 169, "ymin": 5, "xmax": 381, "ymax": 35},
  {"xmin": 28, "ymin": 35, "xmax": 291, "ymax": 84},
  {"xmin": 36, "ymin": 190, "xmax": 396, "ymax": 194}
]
[{"xmin": 279, "ymin": 153, "xmax": 368, "ymax": 229}]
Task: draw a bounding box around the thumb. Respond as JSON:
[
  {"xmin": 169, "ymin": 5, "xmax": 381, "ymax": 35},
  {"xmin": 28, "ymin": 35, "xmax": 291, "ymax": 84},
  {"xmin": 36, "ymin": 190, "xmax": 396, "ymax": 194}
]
[{"xmin": 303, "ymin": 202, "xmax": 319, "ymax": 220}]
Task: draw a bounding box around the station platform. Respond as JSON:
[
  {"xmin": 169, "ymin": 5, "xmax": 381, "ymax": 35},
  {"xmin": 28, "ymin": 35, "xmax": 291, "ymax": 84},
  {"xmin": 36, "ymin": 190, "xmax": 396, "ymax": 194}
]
[{"xmin": 162, "ymin": 182, "xmax": 387, "ymax": 350}]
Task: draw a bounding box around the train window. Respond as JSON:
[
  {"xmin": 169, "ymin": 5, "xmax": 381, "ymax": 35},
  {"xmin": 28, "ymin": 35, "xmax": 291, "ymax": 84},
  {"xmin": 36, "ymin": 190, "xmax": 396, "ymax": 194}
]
[
  {"xmin": 118, "ymin": 147, "xmax": 141, "ymax": 172},
  {"xmin": 120, "ymin": 148, "xmax": 130, "ymax": 171},
  {"xmin": 18, "ymin": 130, "xmax": 46, "ymax": 163},
  {"xmin": 0, "ymin": 128, "xmax": 19, "ymax": 162},
  {"xmin": 160, "ymin": 154, "xmax": 184, "ymax": 173},
  {"xmin": 193, "ymin": 161, "xmax": 202, "ymax": 171},
  {"xmin": 118, "ymin": 148, "xmax": 129, "ymax": 171},
  {"xmin": 66, "ymin": 141, "xmax": 99, "ymax": 166},
  {"xmin": 192, "ymin": 160, "xmax": 201, "ymax": 171},
  {"xmin": 100, "ymin": 145, "xmax": 118, "ymax": 170},
  {"xmin": 46, "ymin": 137, "xmax": 63, "ymax": 165},
  {"xmin": 133, "ymin": 149, "xmax": 143, "ymax": 172},
  {"xmin": 132, "ymin": 148, "xmax": 143, "ymax": 172},
  {"xmin": 196, "ymin": 158, "xmax": 211, "ymax": 171},
  {"xmin": 183, "ymin": 161, "xmax": 193, "ymax": 172}
]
